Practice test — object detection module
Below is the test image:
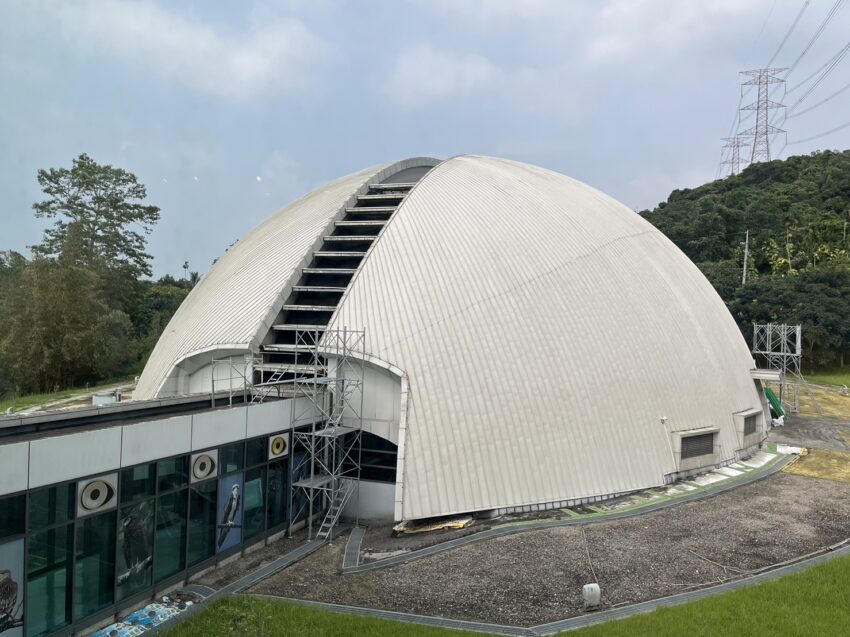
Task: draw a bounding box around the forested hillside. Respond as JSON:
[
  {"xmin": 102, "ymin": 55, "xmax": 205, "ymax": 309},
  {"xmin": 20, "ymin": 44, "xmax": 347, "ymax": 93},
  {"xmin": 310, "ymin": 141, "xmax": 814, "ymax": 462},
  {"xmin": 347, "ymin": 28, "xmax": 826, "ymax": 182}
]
[{"xmin": 642, "ymin": 150, "xmax": 850, "ymax": 370}]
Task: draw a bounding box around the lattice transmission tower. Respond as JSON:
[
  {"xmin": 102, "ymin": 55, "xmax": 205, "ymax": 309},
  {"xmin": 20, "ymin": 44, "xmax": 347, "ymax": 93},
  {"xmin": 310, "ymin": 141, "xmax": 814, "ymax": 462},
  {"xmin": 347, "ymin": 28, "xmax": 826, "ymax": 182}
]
[
  {"xmin": 739, "ymin": 68, "xmax": 787, "ymax": 163},
  {"xmin": 721, "ymin": 135, "xmax": 751, "ymax": 176}
]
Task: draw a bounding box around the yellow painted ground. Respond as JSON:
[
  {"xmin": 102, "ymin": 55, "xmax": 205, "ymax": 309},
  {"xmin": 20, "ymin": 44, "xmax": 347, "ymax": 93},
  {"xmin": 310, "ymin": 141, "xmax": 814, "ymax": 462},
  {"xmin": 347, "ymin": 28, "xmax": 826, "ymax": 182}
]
[
  {"xmin": 765, "ymin": 382, "xmax": 850, "ymax": 419},
  {"xmin": 783, "ymin": 448, "xmax": 850, "ymax": 483}
]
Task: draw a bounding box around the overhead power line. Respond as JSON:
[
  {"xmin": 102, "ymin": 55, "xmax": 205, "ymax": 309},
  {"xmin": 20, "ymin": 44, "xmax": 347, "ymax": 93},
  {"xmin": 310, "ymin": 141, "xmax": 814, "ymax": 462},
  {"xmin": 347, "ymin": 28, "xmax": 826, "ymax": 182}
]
[
  {"xmin": 786, "ymin": 42, "xmax": 850, "ymax": 114},
  {"xmin": 766, "ymin": 0, "xmax": 811, "ymax": 67},
  {"xmin": 788, "ymin": 119, "xmax": 850, "ymax": 144},
  {"xmin": 788, "ymin": 39, "xmax": 850, "ymax": 92},
  {"xmin": 789, "ymin": 80, "xmax": 850, "ymax": 118},
  {"xmin": 785, "ymin": 0, "xmax": 845, "ymax": 76}
]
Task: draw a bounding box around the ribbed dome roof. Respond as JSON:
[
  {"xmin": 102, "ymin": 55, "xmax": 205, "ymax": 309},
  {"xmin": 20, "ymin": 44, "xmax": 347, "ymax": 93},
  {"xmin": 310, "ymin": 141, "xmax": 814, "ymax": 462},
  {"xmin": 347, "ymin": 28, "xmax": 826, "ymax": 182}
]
[{"xmin": 138, "ymin": 155, "xmax": 762, "ymax": 521}]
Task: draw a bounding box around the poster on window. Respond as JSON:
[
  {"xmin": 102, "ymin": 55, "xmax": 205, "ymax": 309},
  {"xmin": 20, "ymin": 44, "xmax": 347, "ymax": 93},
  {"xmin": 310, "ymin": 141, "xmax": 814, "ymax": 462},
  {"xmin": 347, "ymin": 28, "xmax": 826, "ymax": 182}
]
[
  {"xmin": 0, "ymin": 539, "xmax": 24, "ymax": 637},
  {"xmin": 117, "ymin": 500, "xmax": 154, "ymax": 599},
  {"xmin": 216, "ymin": 473, "xmax": 243, "ymax": 553}
]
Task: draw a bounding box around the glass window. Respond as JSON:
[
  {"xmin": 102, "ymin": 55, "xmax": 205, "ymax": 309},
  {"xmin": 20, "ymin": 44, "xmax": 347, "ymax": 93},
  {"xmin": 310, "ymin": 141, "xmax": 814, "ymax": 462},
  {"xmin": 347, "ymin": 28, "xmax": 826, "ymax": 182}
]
[
  {"xmin": 0, "ymin": 494, "xmax": 25, "ymax": 539},
  {"xmin": 267, "ymin": 460, "xmax": 289, "ymax": 530},
  {"xmin": 74, "ymin": 511, "xmax": 117, "ymax": 621},
  {"xmin": 188, "ymin": 481, "xmax": 217, "ymax": 567},
  {"xmin": 219, "ymin": 442, "xmax": 244, "ymax": 475},
  {"xmin": 243, "ymin": 466, "xmax": 266, "ymax": 540},
  {"xmin": 157, "ymin": 456, "xmax": 188, "ymax": 493},
  {"xmin": 246, "ymin": 437, "xmax": 266, "ymax": 467},
  {"xmin": 116, "ymin": 500, "xmax": 154, "ymax": 601},
  {"xmin": 154, "ymin": 490, "xmax": 187, "ymax": 582},
  {"xmin": 120, "ymin": 464, "xmax": 156, "ymax": 505},
  {"xmin": 27, "ymin": 524, "xmax": 73, "ymax": 636},
  {"xmin": 29, "ymin": 484, "xmax": 76, "ymax": 531}
]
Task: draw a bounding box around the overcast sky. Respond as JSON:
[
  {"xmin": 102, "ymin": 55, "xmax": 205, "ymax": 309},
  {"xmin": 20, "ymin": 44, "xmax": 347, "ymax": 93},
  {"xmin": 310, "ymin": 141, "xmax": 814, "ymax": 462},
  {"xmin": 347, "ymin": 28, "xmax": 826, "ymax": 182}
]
[{"xmin": 2, "ymin": 0, "xmax": 849, "ymax": 278}]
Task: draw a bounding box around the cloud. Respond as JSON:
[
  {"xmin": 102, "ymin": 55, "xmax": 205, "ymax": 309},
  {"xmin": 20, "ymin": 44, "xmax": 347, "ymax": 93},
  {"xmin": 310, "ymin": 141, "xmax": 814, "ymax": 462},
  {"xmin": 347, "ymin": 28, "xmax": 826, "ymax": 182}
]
[
  {"xmin": 31, "ymin": 0, "xmax": 332, "ymax": 100},
  {"xmin": 583, "ymin": 0, "xmax": 768, "ymax": 66},
  {"xmin": 382, "ymin": 44, "xmax": 505, "ymax": 105}
]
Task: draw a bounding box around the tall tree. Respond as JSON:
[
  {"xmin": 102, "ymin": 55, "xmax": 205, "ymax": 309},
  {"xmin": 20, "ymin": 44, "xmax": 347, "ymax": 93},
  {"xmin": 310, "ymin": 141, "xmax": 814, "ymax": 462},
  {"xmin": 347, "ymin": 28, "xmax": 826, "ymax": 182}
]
[{"xmin": 31, "ymin": 153, "xmax": 160, "ymax": 278}]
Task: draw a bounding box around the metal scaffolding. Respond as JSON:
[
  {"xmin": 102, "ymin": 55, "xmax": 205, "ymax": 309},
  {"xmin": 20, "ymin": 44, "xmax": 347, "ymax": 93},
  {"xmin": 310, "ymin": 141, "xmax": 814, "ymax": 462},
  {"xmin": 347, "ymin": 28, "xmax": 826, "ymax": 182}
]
[
  {"xmin": 752, "ymin": 323, "xmax": 819, "ymax": 414},
  {"xmin": 285, "ymin": 327, "xmax": 365, "ymax": 540},
  {"xmin": 210, "ymin": 354, "xmax": 258, "ymax": 407}
]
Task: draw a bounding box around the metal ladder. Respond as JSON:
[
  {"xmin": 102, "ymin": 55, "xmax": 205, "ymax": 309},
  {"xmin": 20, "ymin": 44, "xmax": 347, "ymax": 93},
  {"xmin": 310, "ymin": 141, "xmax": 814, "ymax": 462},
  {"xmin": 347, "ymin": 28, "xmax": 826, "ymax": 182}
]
[
  {"xmin": 250, "ymin": 368, "xmax": 285, "ymax": 403},
  {"xmin": 316, "ymin": 480, "xmax": 354, "ymax": 540}
]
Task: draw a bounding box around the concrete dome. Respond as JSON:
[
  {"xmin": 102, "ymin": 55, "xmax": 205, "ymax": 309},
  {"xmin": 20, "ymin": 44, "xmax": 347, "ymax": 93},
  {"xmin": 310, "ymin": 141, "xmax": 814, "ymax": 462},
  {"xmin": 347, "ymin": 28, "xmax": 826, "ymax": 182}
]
[{"xmin": 138, "ymin": 155, "xmax": 766, "ymax": 521}]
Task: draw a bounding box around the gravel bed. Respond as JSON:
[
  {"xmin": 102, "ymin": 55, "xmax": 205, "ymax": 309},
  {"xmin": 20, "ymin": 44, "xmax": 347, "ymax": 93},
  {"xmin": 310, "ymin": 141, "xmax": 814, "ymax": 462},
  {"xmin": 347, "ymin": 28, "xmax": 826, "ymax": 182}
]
[
  {"xmin": 249, "ymin": 472, "xmax": 850, "ymax": 627},
  {"xmin": 358, "ymin": 520, "xmax": 493, "ymax": 561}
]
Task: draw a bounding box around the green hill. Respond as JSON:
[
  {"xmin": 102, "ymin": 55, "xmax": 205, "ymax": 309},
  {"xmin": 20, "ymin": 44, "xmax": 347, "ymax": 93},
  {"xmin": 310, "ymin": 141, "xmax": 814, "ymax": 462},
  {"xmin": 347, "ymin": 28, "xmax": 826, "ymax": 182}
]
[{"xmin": 641, "ymin": 150, "xmax": 850, "ymax": 370}]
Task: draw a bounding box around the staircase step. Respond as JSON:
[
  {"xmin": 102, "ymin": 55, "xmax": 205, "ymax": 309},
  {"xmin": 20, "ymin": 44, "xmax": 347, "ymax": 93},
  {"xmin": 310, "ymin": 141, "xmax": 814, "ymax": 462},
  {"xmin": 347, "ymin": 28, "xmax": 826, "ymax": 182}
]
[
  {"xmin": 292, "ymin": 286, "xmax": 347, "ymax": 293},
  {"xmin": 344, "ymin": 206, "xmax": 396, "ymax": 214},
  {"xmin": 335, "ymin": 220, "xmax": 386, "ymax": 227},
  {"xmin": 357, "ymin": 194, "xmax": 404, "ymax": 202},
  {"xmin": 262, "ymin": 343, "xmax": 318, "ymax": 352},
  {"xmin": 302, "ymin": 268, "xmax": 357, "ymax": 274},
  {"xmin": 313, "ymin": 251, "xmax": 367, "ymax": 258},
  {"xmin": 368, "ymin": 182, "xmax": 416, "ymax": 190},
  {"xmin": 282, "ymin": 304, "xmax": 337, "ymax": 312},
  {"xmin": 322, "ymin": 235, "xmax": 375, "ymax": 242}
]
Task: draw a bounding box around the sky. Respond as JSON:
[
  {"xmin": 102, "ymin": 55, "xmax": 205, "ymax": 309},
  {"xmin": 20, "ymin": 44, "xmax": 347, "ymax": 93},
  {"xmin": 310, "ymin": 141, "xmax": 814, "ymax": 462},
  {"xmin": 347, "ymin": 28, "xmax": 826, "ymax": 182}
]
[{"xmin": 1, "ymin": 0, "xmax": 849, "ymax": 279}]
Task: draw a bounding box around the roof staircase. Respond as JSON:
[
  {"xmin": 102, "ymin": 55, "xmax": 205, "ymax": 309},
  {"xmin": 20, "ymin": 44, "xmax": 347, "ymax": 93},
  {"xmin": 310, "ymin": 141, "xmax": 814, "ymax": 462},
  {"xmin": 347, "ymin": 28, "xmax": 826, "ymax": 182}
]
[
  {"xmin": 257, "ymin": 181, "xmax": 419, "ymax": 384},
  {"xmin": 255, "ymin": 177, "xmax": 425, "ymax": 541}
]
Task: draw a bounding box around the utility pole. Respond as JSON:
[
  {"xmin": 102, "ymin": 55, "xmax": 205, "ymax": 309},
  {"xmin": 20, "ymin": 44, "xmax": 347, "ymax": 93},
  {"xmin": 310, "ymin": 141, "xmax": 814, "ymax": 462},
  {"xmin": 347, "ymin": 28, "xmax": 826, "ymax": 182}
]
[
  {"xmin": 739, "ymin": 68, "xmax": 787, "ymax": 163},
  {"xmin": 721, "ymin": 135, "xmax": 751, "ymax": 176},
  {"xmin": 742, "ymin": 230, "xmax": 750, "ymax": 285}
]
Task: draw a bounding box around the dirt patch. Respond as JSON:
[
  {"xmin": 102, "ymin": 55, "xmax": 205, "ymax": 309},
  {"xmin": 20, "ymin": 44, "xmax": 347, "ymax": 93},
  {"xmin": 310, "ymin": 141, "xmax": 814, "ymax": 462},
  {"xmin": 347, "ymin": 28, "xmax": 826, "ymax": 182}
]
[
  {"xmin": 249, "ymin": 472, "xmax": 850, "ymax": 627},
  {"xmin": 192, "ymin": 528, "xmax": 309, "ymax": 590},
  {"xmin": 769, "ymin": 414, "xmax": 850, "ymax": 452}
]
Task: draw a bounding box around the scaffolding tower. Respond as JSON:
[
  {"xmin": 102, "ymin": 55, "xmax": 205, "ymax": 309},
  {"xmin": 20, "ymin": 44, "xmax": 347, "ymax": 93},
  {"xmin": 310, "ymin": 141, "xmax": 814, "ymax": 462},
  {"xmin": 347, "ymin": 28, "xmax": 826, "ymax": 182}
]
[
  {"xmin": 752, "ymin": 323, "xmax": 818, "ymax": 414},
  {"xmin": 210, "ymin": 354, "xmax": 258, "ymax": 407},
  {"xmin": 285, "ymin": 327, "xmax": 364, "ymax": 540}
]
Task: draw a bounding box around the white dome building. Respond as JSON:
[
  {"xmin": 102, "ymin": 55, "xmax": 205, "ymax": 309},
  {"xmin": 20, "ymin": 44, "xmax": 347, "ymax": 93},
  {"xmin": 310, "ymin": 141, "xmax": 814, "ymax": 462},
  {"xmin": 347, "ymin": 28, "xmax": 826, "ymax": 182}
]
[{"xmin": 137, "ymin": 155, "xmax": 768, "ymax": 521}]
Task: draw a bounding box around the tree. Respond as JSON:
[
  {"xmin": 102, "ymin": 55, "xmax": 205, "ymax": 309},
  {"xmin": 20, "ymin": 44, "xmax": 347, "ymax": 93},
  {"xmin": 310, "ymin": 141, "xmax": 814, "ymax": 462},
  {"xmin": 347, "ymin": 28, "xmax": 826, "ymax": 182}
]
[
  {"xmin": 642, "ymin": 150, "xmax": 850, "ymax": 370},
  {"xmin": 1, "ymin": 260, "xmax": 134, "ymax": 393},
  {"xmin": 31, "ymin": 153, "xmax": 160, "ymax": 278}
]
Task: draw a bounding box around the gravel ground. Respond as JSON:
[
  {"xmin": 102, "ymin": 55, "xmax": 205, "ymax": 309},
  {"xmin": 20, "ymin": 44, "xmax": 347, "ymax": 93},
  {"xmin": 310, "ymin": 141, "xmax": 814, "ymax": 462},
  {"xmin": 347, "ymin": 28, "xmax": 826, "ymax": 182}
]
[
  {"xmin": 249, "ymin": 472, "xmax": 850, "ymax": 627},
  {"xmin": 192, "ymin": 528, "xmax": 309, "ymax": 589},
  {"xmin": 769, "ymin": 414, "xmax": 850, "ymax": 452}
]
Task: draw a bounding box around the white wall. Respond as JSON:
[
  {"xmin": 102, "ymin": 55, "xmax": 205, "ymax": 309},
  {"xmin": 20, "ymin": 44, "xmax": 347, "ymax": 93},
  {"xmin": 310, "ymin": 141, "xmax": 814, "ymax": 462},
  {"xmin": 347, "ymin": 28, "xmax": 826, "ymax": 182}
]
[
  {"xmin": 0, "ymin": 398, "xmax": 298, "ymax": 496},
  {"xmin": 341, "ymin": 479, "xmax": 395, "ymax": 521},
  {"xmin": 339, "ymin": 361, "xmax": 401, "ymax": 444}
]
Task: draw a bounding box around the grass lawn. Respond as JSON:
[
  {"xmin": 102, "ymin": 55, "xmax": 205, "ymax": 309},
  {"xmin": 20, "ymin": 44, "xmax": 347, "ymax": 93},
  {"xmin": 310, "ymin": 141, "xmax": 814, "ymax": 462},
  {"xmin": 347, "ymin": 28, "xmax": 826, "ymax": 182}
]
[
  {"xmin": 167, "ymin": 596, "xmax": 483, "ymax": 637},
  {"xmin": 807, "ymin": 370, "xmax": 850, "ymax": 388},
  {"xmin": 0, "ymin": 377, "xmax": 134, "ymax": 413},
  {"xmin": 170, "ymin": 553, "xmax": 850, "ymax": 637}
]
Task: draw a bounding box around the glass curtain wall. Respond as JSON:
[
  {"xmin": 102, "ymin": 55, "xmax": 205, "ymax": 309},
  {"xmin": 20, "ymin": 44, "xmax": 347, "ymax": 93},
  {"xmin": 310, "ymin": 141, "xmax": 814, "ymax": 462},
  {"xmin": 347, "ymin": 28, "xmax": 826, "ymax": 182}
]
[{"xmin": 3, "ymin": 429, "xmax": 304, "ymax": 636}]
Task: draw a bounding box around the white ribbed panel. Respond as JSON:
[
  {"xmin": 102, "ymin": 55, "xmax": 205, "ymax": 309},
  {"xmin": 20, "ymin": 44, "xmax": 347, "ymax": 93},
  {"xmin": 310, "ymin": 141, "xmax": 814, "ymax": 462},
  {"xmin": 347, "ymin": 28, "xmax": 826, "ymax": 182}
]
[
  {"xmin": 135, "ymin": 164, "xmax": 387, "ymax": 399},
  {"xmin": 330, "ymin": 155, "xmax": 762, "ymax": 520}
]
